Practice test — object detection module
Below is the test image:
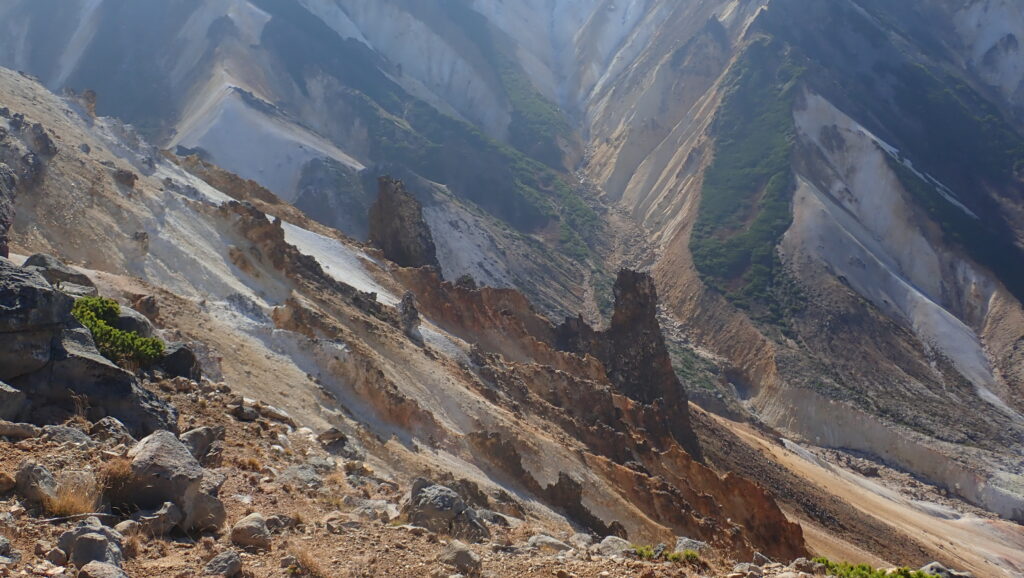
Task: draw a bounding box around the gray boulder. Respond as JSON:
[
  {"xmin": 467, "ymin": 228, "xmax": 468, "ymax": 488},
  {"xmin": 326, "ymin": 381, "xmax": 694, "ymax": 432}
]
[
  {"xmin": 403, "ymin": 478, "xmax": 489, "ymax": 542},
  {"xmin": 89, "ymin": 417, "xmax": 136, "ymax": 446},
  {"xmin": 56, "ymin": 517, "xmax": 123, "ymax": 568},
  {"xmin": 14, "ymin": 460, "xmax": 57, "ymax": 504},
  {"xmin": 127, "ymin": 431, "xmax": 226, "ymax": 532},
  {"xmin": 527, "ymin": 534, "xmax": 573, "ymax": 554},
  {"xmin": 78, "ymin": 561, "xmax": 129, "ymax": 578},
  {"xmin": 596, "ymin": 536, "xmax": 633, "ymax": 557},
  {"xmin": 158, "ymin": 343, "xmax": 202, "ymax": 381},
  {"xmin": 674, "ymin": 536, "xmax": 709, "ymax": 554},
  {"xmin": 131, "ymin": 502, "xmax": 184, "ymax": 537},
  {"xmin": 110, "ymin": 306, "xmax": 154, "ymax": 338},
  {"xmin": 0, "ymin": 382, "xmax": 25, "ymax": 421},
  {"xmin": 204, "ymin": 550, "xmax": 242, "ymax": 576},
  {"xmin": 179, "ymin": 426, "xmax": 225, "ymax": 464},
  {"xmin": 42, "ymin": 425, "xmax": 95, "ymax": 447},
  {"xmin": 0, "ymin": 259, "xmax": 72, "ymax": 380},
  {"xmin": 0, "ymin": 258, "xmax": 176, "ymax": 436},
  {"xmin": 437, "ymin": 540, "xmax": 480, "ymax": 575},
  {"xmin": 37, "ymin": 325, "xmax": 177, "ymax": 435},
  {"xmin": 22, "ymin": 254, "xmax": 94, "ymax": 289},
  {"xmin": 230, "ymin": 513, "xmax": 272, "ymax": 550}
]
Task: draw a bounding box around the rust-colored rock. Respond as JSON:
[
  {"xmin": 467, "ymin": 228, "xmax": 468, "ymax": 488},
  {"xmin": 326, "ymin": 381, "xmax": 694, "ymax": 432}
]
[{"xmin": 556, "ymin": 270, "xmax": 702, "ymax": 460}]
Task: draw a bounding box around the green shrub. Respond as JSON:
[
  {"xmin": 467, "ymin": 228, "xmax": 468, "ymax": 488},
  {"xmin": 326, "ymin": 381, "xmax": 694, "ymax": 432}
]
[
  {"xmin": 632, "ymin": 545, "xmax": 657, "ymax": 560},
  {"xmin": 71, "ymin": 297, "xmax": 164, "ymax": 368},
  {"xmin": 812, "ymin": 557, "xmax": 938, "ymax": 578},
  {"xmin": 683, "ymin": 549, "xmax": 701, "ymax": 564}
]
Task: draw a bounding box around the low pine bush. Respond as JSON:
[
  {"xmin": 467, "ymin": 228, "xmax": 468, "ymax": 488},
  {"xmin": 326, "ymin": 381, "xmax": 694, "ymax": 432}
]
[
  {"xmin": 71, "ymin": 296, "xmax": 164, "ymax": 368},
  {"xmin": 813, "ymin": 557, "xmax": 938, "ymax": 578}
]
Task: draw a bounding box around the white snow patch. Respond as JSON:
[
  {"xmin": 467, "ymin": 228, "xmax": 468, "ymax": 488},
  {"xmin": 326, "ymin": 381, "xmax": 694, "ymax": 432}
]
[
  {"xmin": 280, "ymin": 221, "xmax": 398, "ymax": 306},
  {"xmin": 172, "ymin": 85, "xmax": 363, "ymax": 200}
]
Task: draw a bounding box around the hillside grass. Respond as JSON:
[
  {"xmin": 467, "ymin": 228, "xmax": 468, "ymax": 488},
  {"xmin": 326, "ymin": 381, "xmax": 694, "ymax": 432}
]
[{"xmin": 690, "ymin": 37, "xmax": 805, "ymax": 323}]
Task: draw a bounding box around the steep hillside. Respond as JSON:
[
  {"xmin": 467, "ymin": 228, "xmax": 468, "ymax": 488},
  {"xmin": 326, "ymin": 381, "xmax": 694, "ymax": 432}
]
[
  {"xmin": 2, "ymin": 0, "xmax": 1024, "ymax": 574},
  {"xmin": 0, "ymin": 66, "xmax": 814, "ymax": 569}
]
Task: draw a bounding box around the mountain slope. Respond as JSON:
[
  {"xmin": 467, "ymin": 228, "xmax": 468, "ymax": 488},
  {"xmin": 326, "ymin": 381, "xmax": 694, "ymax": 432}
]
[{"xmin": 1, "ymin": 0, "xmax": 1024, "ymax": 570}]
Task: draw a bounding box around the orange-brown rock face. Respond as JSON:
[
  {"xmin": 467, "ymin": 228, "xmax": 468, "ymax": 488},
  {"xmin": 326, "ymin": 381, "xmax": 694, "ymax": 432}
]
[
  {"xmin": 398, "ymin": 265, "xmax": 806, "ymax": 560},
  {"xmin": 556, "ymin": 270, "xmax": 702, "ymax": 460}
]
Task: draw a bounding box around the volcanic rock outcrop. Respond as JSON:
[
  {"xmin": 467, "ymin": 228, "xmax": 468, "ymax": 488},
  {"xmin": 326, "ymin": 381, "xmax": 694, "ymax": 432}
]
[
  {"xmin": 0, "ymin": 163, "xmax": 13, "ymax": 258},
  {"xmin": 0, "ymin": 257, "xmax": 176, "ymax": 435},
  {"xmin": 556, "ymin": 270, "xmax": 702, "ymax": 460},
  {"xmin": 368, "ymin": 177, "xmax": 440, "ymax": 270}
]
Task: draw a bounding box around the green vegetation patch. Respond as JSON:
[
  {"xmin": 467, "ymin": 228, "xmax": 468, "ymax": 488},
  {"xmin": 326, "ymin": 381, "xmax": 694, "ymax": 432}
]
[
  {"xmin": 813, "ymin": 557, "xmax": 937, "ymax": 578},
  {"xmin": 690, "ymin": 37, "xmax": 804, "ymax": 318},
  {"xmin": 72, "ymin": 297, "xmax": 164, "ymax": 368}
]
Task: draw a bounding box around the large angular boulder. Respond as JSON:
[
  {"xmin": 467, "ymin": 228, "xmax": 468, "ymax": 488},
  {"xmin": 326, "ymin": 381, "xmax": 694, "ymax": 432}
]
[
  {"xmin": 16, "ymin": 325, "xmax": 177, "ymax": 436},
  {"xmin": 56, "ymin": 517, "xmax": 123, "ymax": 568},
  {"xmin": 127, "ymin": 431, "xmax": 226, "ymax": 532},
  {"xmin": 0, "ymin": 258, "xmax": 176, "ymax": 436},
  {"xmin": 402, "ymin": 478, "xmax": 489, "ymax": 542},
  {"xmin": 0, "ymin": 257, "xmax": 65, "ymax": 328},
  {"xmin": 22, "ymin": 254, "xmax": 94, "ymax": 289}
]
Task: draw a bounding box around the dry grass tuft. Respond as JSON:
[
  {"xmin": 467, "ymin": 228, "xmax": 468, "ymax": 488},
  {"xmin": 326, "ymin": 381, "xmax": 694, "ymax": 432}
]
[
  {"xmin": 99, "ymin": 457, "xmax": 134, "ymax": 506},
  {"xmin": 122, "ymin": 527, "xmax": 143, "ymax": 559},
  {"xmin": 291, "ymin": 546, "xmax": 332, "ymax": 578},
  {"xmin": 43, "ymin": 471, "xmax": 102, "ymax": 517},
  {"xmin": 237, "ymin": 457, "xmax": 263, "ymax": 472}
]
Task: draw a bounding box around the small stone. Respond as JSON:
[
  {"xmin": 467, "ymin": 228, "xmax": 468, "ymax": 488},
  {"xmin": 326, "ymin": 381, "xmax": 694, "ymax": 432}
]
[
  {"xmin": 113, "ymin": 521, "xmax": 139, "ymax": 536},
  {"xmin": 0, "ymin": 472, "xmax": 14, "ymax": 494},
  {"xmin": 46, "ymin": 547, "xmax": 67, "ymax": 566},
  {"xmin": 527, "ymin": 534, "xmax": 572, "ymax": 554},
  {"xmin": 229, "ymin": 513, "xmax": 272, "ymax": 550},
  {"xmin": 204, "ymin": 550, "xmax": 242, "ymax": 576},
  {"xmin": 437, "ymin": 540, "xmax": 481, "ymax": 575},
  {"xmin": 77, "ymin": 561, "xmax": 128, "ymax": 578},
  {"xmin": 279, "ymin": 555, "xmax": 297, "ymax": 569}
]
